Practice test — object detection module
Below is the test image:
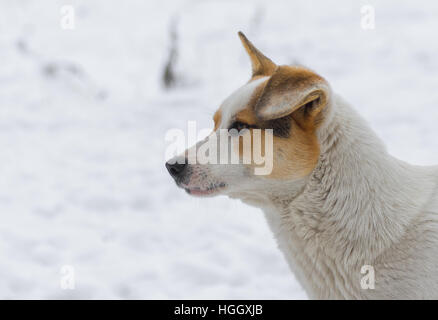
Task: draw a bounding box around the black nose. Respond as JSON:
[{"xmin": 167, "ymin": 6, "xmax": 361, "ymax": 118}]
[{"xmin": 165, "ymin": 161, "xmax": 187, "ymax": 179}]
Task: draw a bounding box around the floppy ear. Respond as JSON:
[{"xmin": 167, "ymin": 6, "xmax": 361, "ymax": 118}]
[
  {"xmin": 238, "ymin": 31, "xmax": 277, "ymax": 77},
  {"xmin": 254, "ymin": 65, "xmax": 330, "ymax": 129}
]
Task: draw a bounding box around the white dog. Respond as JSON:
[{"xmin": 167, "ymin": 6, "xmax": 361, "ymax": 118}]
[{"xmin": 166, "ymin": 32, "xmax": 438, "ymax": 299}]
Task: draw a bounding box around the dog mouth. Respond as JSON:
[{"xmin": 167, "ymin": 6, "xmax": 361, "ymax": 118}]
[{"xmin": 180, "ymin": 182, "xmax": 226, "ymax": 197}]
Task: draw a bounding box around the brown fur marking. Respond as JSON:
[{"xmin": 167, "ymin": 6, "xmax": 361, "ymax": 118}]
[
  {"xmin": 231, "ymin": 65, "xmax": 328, "ymax": 180},
  {"xmin": 213, "ymin": 109, "xmax": 222, "ymax": 131}
]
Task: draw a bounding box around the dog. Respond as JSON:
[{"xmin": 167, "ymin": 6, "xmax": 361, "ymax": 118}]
[{"xmin": 166, "ymin": 32, "xmax": 438, "ymax": 299}]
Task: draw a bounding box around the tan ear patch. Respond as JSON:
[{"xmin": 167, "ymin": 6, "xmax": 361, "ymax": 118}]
[
  {"xmin": 238, "ymin": 32, "xmax": 277, "ymax": 77},
  {"xmin": 255, "ymin": 65, "xmax": 329, "ymax": 124}
]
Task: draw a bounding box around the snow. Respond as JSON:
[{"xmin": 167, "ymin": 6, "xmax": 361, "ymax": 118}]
[{"xmin": 1, "ymin": 0, "xmax": 438, "ymax": 299}]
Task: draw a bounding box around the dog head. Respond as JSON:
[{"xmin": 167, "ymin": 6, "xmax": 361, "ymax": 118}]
[{"xmin": 166, "ymin": 32, "xmax": 332, "ymax": 204}]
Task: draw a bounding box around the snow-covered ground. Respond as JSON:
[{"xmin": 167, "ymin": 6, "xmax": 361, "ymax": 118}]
[{"xmin": 1, "ymin": 0, "xmax": 438, "ymax": 299}]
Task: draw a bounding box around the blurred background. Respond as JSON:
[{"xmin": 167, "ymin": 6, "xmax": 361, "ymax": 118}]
[{"xmin": 1, "ymin": 0, "xmax": 438, "ymax": 299}]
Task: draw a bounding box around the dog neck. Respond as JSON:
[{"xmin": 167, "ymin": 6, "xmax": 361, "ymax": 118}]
[{"xmin": 261, "ymin": 94, "xmax": 436, "ymax": 299}]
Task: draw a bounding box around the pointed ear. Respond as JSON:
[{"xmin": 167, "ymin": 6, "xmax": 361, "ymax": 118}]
[
  {"xmin": 238, "ymin": 31, "xmax": 277, "ymax": 77},
  {"xmin": 254, "ymin": 66, "xmax": 330, "ymax": 129}
]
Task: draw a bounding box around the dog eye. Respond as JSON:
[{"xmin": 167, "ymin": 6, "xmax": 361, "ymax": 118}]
[{"xmin": 229, "ymin": 121, "xmax": 249, "ymax": 132}]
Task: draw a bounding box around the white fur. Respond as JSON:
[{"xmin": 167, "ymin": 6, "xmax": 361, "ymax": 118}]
[
  {"xmin": 218, "ymin": 77, "xmax": 268, "ymax": 129},
  {"xmin": 261, "ymin": 95, "xmax": 438, "ymax": 299}
]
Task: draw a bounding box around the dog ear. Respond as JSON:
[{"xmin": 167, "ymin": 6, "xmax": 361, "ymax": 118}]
[
  {"xmin": 238, "ymin": 31, "xmax": 277, "ymax": 77},
  {"xmin": 254, "ymin": 65, "xmax": 330, "ymax": 129}
]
